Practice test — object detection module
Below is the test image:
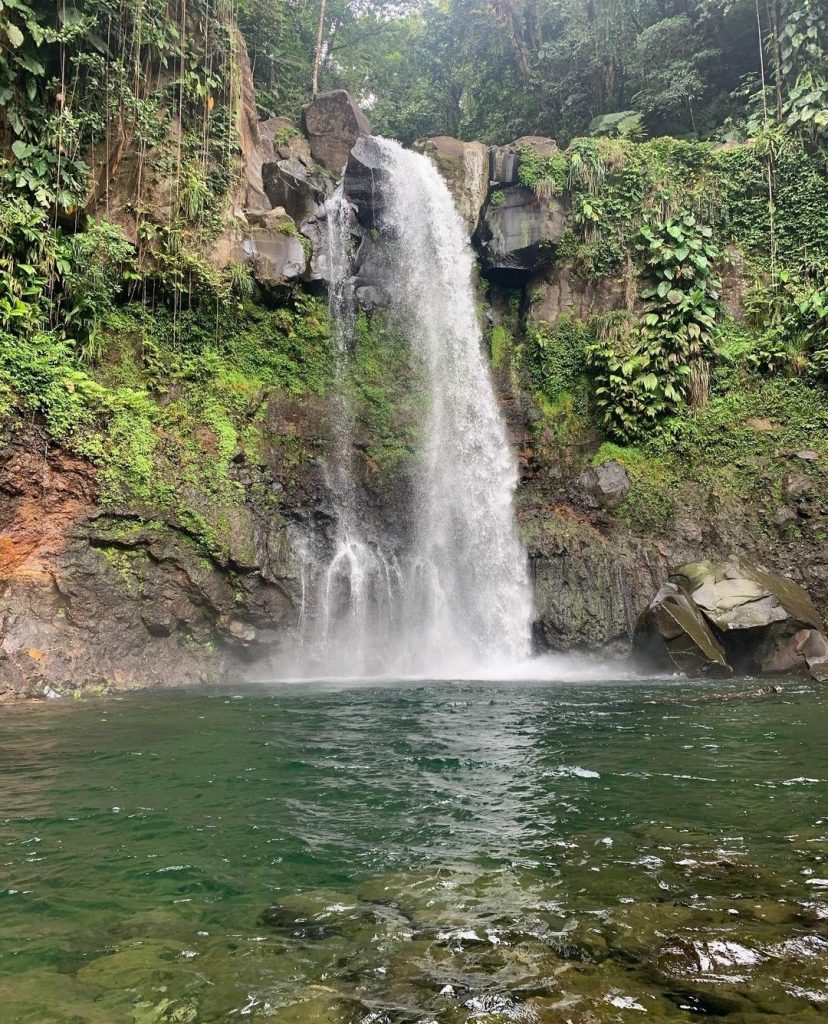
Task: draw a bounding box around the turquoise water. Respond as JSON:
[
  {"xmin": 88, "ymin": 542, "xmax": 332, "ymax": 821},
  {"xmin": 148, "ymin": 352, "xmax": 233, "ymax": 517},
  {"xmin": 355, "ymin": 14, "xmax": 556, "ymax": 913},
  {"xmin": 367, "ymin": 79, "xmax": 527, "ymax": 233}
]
[{"xmin": 1, "ymin": 678, "xmax": 827, "ymax": 1022}]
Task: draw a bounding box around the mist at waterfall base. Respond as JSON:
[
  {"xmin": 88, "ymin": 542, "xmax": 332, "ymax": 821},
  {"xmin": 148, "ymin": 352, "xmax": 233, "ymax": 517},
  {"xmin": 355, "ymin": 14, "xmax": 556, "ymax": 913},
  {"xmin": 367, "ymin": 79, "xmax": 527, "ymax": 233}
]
[{"xmin": 275, "ymin": 140, "xmax": 626, "ymax": 684}]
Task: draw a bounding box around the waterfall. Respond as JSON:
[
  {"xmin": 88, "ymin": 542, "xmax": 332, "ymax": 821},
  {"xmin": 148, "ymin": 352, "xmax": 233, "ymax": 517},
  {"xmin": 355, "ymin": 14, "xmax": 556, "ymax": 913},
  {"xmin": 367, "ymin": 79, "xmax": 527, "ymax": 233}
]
[
  {"xmin": 313, "ymin": 188, "xmax": 403, "ymax": 675},
  {"xmin": 302, "ymin": 139, "xmax": 533, "ymax": 678}
]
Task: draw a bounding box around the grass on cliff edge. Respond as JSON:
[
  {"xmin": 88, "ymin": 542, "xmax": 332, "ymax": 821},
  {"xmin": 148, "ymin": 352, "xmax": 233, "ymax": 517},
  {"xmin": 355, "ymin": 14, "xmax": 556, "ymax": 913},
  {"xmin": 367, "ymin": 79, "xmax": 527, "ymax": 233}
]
[{"xmin": 591, "ymin": 362, "xmax": 828, "ymax": 537}]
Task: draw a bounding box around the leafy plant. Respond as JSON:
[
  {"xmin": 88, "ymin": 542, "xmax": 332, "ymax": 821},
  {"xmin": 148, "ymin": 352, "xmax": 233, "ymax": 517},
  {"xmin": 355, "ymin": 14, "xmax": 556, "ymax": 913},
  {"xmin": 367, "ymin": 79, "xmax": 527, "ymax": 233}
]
[
  {"xmin": 58, "ymin": 221, "xmax": 139, "ymax": 355},
  {"xmin": 746, "ymin": 269, "xmax": 828, "ymax": 379},
  {"xmin": 587, "ymin": 211, "xmax": 721, "ymax": 441},
  {"xmin": 589, "ymin": 110, "xmax": 645, "ymax": 140}
]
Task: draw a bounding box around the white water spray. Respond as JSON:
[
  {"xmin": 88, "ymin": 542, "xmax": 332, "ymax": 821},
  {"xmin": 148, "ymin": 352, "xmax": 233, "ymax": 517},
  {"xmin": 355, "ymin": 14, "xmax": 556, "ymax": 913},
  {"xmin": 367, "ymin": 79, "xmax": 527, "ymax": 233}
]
[
  {"xmin": 302, "ymin": 139, "xmax": 533, "ymax": 678},
  {"xmin": 313, "ymin": 188, "xmax": 403, "ymax": 674}
]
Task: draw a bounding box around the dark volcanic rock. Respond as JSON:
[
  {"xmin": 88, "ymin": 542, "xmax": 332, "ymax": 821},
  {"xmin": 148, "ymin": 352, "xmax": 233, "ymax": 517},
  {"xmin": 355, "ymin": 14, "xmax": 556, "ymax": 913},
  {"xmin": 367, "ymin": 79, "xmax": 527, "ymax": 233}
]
[
  {"xmin": 576, "ymin": 461, "xmax": 630, "ymax": 510},
  {"xmin": 477, "ymin": 186, "xmax": 566, "ymax": 273},
  {"xmin": 301, "ymin": 89, "xmax": 372, "ymax": 173},
  {"xmin": 261, "ymin": 157, "xmax": 331, "ymax": 225},
  {"xmin": 527, "ymin": 264, "xmax": 629, "ymax": 326},
  {"xmin": 634, "ymin": 582, "xmax": 730, "ymax": 676},
  {"xmin": 525, "ymin": 514, "xmax": 666, "ymax": 652},
  {"xmin": 342, "ymin": 135, "xmax": 389, "ymax": 230}
]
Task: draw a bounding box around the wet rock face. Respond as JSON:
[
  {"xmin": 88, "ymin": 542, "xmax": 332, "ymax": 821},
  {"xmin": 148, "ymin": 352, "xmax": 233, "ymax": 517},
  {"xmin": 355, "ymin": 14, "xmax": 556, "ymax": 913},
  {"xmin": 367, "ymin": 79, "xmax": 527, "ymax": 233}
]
[
  {"xmin": 0, "ymin": 425, "xmax": 321, "ymax": 700},
  {"xmin": 342, "ymin": 134, "xmax": 389, "ymax": 230},
  {"xmin": 759, "ymin": 626, "xmax": 828, "ymax": 678},
  {"xmin": 477, "ymin": 186, "xmax": 566, "ymax": 273},
  {"xmin": 301, "ymin": 89, "xmax": 372, "ymax": 173},
  {"xmin": 414, "ymin": 136, "xmax": 489, "ymax": 234},
  {"xmin": 524, "ymin": 514, "xmax": 667, "ymax": 652},
  {"xmin": 528, "ymin": 264, "xmax": 629, "ymax": 326},
  {"xmin": 635, "ymin": 557, "xmax": 828, "ymax": 679}
]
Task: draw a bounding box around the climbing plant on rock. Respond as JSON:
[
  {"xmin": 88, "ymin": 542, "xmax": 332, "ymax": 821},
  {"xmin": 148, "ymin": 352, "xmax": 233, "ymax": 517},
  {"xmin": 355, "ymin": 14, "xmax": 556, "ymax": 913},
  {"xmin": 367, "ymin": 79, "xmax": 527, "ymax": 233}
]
[{"xmin": 587, "ymin": 211, "xmax": 721, "ymax": 442}]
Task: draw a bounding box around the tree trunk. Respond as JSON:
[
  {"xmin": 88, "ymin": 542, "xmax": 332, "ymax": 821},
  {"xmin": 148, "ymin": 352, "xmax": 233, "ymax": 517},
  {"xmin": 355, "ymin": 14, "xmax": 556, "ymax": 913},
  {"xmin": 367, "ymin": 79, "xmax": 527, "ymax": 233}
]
[{"xmin": 312, "ymin": 0, "xmax": 327, "ymax": 97}]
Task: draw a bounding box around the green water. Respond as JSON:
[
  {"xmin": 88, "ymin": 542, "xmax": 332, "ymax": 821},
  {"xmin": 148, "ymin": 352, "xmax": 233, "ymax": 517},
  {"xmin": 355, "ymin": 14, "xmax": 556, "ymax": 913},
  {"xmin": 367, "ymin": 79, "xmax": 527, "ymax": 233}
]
[{"xmin": 1, "ymin": 678, "xmax": 827, "ymax": 1023}]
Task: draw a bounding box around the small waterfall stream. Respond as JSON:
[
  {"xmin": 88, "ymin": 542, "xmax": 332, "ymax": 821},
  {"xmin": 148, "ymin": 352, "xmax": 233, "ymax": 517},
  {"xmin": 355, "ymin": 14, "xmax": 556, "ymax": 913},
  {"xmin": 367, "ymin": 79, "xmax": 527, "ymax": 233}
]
[
  {"xmin": 314, "ymin": 188, "xmax": 403, "ymax": 673},
  {"xmin": 304, "ymin": 138, "xmax": 533, "ymax": 677}
]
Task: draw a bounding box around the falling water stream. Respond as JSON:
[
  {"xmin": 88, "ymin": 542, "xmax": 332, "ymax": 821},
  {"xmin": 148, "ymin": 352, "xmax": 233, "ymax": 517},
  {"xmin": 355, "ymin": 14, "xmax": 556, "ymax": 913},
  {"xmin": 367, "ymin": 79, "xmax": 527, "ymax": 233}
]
[
  {"xmin": 307, "ymin": 139, "xmax": 533, "ymax": 678},
  {"xmin": 314, "ymin": 188, "xmax": 403, "ymax": 674}
]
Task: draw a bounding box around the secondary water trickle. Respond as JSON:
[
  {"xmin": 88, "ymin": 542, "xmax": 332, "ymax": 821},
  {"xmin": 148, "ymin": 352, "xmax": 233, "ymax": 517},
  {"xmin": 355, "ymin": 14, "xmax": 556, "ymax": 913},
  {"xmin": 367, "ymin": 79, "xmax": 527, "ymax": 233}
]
[{"xmin": 305, "ymin": 138, "xmax": 533, "ymax": 678}]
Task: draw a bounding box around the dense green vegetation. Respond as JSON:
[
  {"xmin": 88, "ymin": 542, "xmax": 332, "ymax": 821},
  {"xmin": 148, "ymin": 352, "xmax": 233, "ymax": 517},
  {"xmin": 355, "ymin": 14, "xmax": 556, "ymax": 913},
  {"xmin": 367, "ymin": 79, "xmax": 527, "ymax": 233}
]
[
  {"xmin": 513, "ymin": 129, "xmax": 828, "ymax": 438},
  {"xmin": 296, "ymin": 0, "xmax": 827, "ymax": 146},
  {"xmin": 0, "ymin": 0, "xmax": 826, "ymax": 552},
  {"xmin": 513, "ymin": 129, "xmax": 828, "ymax": 534}
]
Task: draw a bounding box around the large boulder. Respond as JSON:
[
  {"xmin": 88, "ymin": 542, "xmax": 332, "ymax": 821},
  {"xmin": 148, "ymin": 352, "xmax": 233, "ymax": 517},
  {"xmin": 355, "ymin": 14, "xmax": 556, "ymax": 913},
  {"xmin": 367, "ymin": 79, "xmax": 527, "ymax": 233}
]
[
  {"xmin": 262, "ymin": 157, "xmax": 331, "ymax": 225},
  {"xmin": 258, "ymin": 117, "xmax": 312, "ymax": 165},
  {"xmin": 672, "ymin": 559, "xmax": 824, "ymax": 633},
  {"xmin": 758, "ymin": 627, "xmax": 828, "ymax": 678},
  {"xmin": 645, "ymin": 559, "xmax": 828, "ymax": 680},
  {"xmin": 476, "ymin": 186, "xmax": 567, "ymax": 273},
  {"xmin": 576, "ymin": 461, "xmax": 630, "ymax": 511},
  {"xmin": 634, "ymin": 582, "xmax": 730, "ymax": 676},
  {"xmin": 241, "ymin": 210, "xmax": 307, "ymax": 286},
  {"xmin": 301, "ymin": 89, "xmax": 372, "ymax": 173},
  {"xmin": 415, "ymin": 136, "xmax": 489, "ymax": 234},
  {"xmin": 342, "ymin": 135, "xmax": 389, "ymax": 230}
]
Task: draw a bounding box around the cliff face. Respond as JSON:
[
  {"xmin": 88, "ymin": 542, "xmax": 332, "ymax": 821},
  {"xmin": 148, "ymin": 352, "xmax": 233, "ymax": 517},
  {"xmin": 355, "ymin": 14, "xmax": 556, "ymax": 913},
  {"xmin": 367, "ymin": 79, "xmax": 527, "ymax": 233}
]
[{"xmin": 1, "ymin": 52, "xmax": 826, "ymax": 697}]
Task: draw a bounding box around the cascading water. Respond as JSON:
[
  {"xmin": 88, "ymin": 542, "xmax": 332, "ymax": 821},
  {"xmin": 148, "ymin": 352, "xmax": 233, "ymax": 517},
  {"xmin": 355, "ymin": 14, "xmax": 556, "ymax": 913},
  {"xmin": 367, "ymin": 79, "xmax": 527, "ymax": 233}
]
[
  {"xmin": 303, "ymin": 138, "xmax": 533, "ymax": 678},
  {"xmin": 312, "ymin": 187, "xmax": 403, "ymax": 674}
]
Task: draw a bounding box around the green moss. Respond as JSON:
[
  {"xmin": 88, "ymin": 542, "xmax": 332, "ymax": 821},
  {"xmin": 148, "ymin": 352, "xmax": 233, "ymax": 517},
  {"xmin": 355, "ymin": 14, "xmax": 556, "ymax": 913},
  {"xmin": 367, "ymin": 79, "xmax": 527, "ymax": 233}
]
[
  {"xmin": 98, "ymin": 546, "xmax": 147, "ymax": 596},
  {"xmin": 272, "ymin": 124, "xmax": 301, "ymax": 147},
  {"xmin": 490, "ymin": 324, "xmax": 511, "ymax": 369},
  {"xmin": 598, "ymin": 363, "xmax": 828, "ymax": 532},
  {"xmin": 348, "ymin": 310, "xmax": 423, "ymax": 473},
  {"xmin": 0, "ymin": 289, "xmax": 334, "ymax": 560},
  {"xmin": 592, "ymin": 442, "xmax": 647, "ymax": 468},
  {"xmin": 525, "ymin": 314, "xmax": 591, "ymax": 402},
  {"xmin": 276, "ymin": 219, "xmax": 312, "ymax": 258}
]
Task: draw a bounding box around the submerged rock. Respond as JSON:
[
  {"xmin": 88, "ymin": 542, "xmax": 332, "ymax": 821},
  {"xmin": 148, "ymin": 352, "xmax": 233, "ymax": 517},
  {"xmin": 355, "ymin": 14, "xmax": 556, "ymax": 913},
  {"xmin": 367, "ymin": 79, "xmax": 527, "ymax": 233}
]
[{"xmin": 634, "ymin": 581, "xmax": 730, "ymax": 676}]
